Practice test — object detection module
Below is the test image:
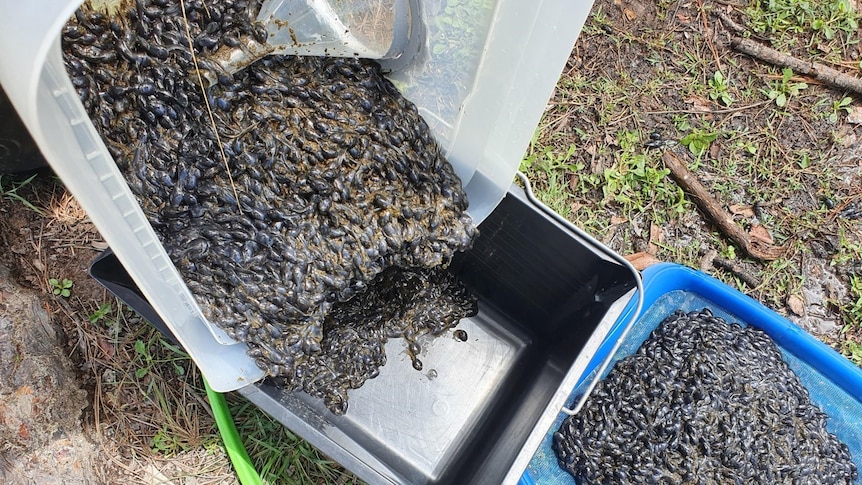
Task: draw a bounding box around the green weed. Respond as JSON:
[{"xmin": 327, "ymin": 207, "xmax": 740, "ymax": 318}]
[
  {"xmin": 88, "ymin": 302, "xmax": 113, "ymax": 324},
  {"xmin": 708, "ymin": 71, "xmax": 734, "ymax": 107},
  {"xmin": 720, "ymin": 244, "xmax": 738, "ymax": 260},
  {"xmin": 679, "ymin": 130, "xmax": 719, "ymax": 158},
  {"xmin": 840, "ymin": 275, "xmax": 862, "ymax": 365},
  {"xmin": 582, "ymin": 5, "xmax": 609, "ymax": 35},
  {"xmin": 134, "ymin": 335, "xmax": 188, "ymax": 380},
  {"xmin": 49, "ymin": 277, "xmax": 73, "ymax": 297},
  {"xmin": 762, "ymin": 68, "xmax": 808, "ymax": 108},
  {"xmin": 520, "ymin": 131, "xmax": 586, "ymax": 219},
  {"xmin": 745, "ymin": 0, "xmax": 860, "ymax": 48},
  {"xmin": 844, "ymin": 275, "xmax": 862, "ymax": 327},
  {"xmin": 151, "ymin": 427, "xmax": 188, "ymax": 455},
  {"xmin": 844, "ymin": 340, "xmax": 862, "ymax": 366},
  {"xmin": 827, "ymin": 96, "xmax": 853, "ymax": 123},
  {"xmin": 600, "ymin": 130, "xmax": 687, "ymax": 222},
  {"xmin": 833, "ymin": 230, "xmax": 862, "ymax": 265}
]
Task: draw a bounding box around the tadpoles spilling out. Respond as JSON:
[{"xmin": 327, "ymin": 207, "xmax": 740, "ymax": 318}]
[{"xmin": 62, "ymin": 0, "xmax": 478, "ymax": 414}]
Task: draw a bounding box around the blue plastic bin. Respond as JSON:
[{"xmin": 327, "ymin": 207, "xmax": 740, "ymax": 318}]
[{"xmin": 521, "ymin": 263, "xmax": 862, "ymax": 484}]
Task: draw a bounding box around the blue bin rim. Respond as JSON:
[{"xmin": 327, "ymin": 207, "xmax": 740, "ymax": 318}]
[
  {"xmin": 519, "ymin": 262, "xmax": 862, "ymax": 485},
  {"xmin": 582, "ymin": 262, "xmax": 862, "ymax": 398}
]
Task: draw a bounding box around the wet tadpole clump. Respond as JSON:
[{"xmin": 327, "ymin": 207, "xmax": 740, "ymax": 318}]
[
  {"xmin": 281, "ymin": 266, "xmax": 477, "ymax": 414},
  {"xmin": 553, "ymin": 309, "xmax": 857, "ymax": 485},
  {"xmin": 62, "ymin": 0, "xmax": 478, "ymax": 414}
]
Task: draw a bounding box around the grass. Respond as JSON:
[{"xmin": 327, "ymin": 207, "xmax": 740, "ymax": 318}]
[
  {"xmin": 761, "ymin": 68, "xmax": 809, "ymax": 108},
  {"xmin": 745, "ymin": 0, "xmax": 860, "ymax": 55},
  {"xmin": 81, "ymin": 299, "xmax": 357, "ymax": 483},
  {"xmin": 81, "ymin": 302, "xmax": 217, "ymax": 456},
  {"xmin": 519, "ymin": 135, "xmax": 581, "ymax": 221},
  {"xmin": 229, "ymin": 397, "xmax": 361, "ymax": 485},
  {"xmin": 840, "ymin": 275, "xmax": 862, "ymax": 365},
  {"xmin": 520, "ymin": 0, "xmax": 862, "ymax": 362},
  {"xmin": 0, "ymin": 173, "xmax": 45, "ymax": 215}
]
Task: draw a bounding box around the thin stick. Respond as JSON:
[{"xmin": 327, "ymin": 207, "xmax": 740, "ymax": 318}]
[
  {"xmin": 712, "ymin": 256, "xmax": 762, "ymax": 288},
  {"xmin": 697, "ymin": 0, "xmax": 723, "ymax": 74},
  {"xmin": 731, "ymin": 36, "xmax": 862, "ymax": 96},
  {"xmin": 662, "ymin": 151, "xmax": 786, "ymax": 261},
  {"xmin": 642, "ymin": 100, "xmax": 772, "ymax": 115},
  {"xmin": 179, "ymin": 0, "xmax": 243, "ymax": 214},
  {"xmin": 714, "ymin": 10, "xmax": 746, "ymax": 34}
]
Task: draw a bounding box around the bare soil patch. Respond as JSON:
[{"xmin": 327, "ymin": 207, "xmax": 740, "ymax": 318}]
[{"xmin": 527, "ymin": 0, "xmax": 862, "ymax": 350}]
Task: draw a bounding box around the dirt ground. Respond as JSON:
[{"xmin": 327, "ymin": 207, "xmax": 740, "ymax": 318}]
[
  {"xmin": 0, "ymin": 260, "xmax": 96, "ymax": 484},
  {"xmin": 2, "ymin": 0, "xmax": 862, "ymax": 483},
  {"xmin": 529, "ymin": 0, "xmax": 862, "ymax": 349},
  {"xmin": 0, "ymin": 173, "xmax": 238, "ymax": 484},
  {"xmin": 0, "ymin": 173, "xmax": 101, "ymax": 484}
]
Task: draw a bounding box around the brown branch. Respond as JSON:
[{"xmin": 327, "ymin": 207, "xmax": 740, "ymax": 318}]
[
  {"xmin": 712, "ymin": 256, "xmax": 762, "ymax": 288},
  {"xmin": 662, "ymin": 151, "xmax": 787, "ymax": 261},
  {"xmin": 714, "ymin": 11, "xmax": 746, "ymax": 34},
  {"xmin": 697, "ymin": 0, "xmax": 723, "ymax": 73},
  {"xmin": 731, "ymin": 36, "xmax": 862, "ymax": 96}
]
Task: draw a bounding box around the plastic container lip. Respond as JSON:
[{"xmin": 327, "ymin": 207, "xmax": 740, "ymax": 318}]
[
  {"xmin": 521, "ymin": 262, "xmax": 862, "ymax": 485},
  {"xmin": 588, "ymin": 263, "xmax": 862, "ymax": 399},
  {"xmin": 0, "ymin": 0, "xmax": 598, "ymax": 392}
]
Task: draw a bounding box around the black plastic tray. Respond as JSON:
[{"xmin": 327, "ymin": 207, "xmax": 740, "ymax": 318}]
[{"xmin": 90, "ymin": 186, "xmax": 638, "ymax": 484}]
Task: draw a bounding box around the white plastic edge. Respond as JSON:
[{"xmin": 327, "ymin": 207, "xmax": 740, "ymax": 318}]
[
  {"xmin": 0, "ymin": 0, "xmax": 263, "ymax": 392},
  {"xmin": 448, "ymin": 0, "xmax": 597, "ymax": 226}
]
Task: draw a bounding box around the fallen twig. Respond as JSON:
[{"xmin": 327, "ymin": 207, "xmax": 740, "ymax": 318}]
[
  {"xmin": 714, "ymin": 11, "xmax": 746, "ymax": 34},
  {"xmin": 642, "ymin": 100, "xmax": 771, "ymax": 116},
  {"xmin": 730, "ymin": 37, "xmax": 862, "ymax": 96},
  {"xmin": 699, "ymin": 248, "xmax": 762, "ymax": 287},
  {"xmin": 712, "ymin": 256, "xmax": 762, "ymax": 288},
  {"xmin": 662, "ymin": 151, "xmax": 787, "ymax": 261},
  {"xmin": 697, "ymin": 0, "xmax": 723, "ymax": 73}
]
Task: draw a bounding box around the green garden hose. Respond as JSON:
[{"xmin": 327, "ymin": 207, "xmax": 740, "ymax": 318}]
[{"xmin": 203, "ymin": 377, "xmax": 264, "ymax": 485}]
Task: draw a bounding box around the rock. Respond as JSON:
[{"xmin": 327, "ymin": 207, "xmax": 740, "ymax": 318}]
[
  {"xmin": 846, "ymin": 105, "xmax": 862, "ymax": 124},
  {"xmin": 0, "ymin": 264, "xmax": 96, "ymax": 484},
  {"xmin": 787, "ymin": 293, "xmax": 805, "ymax": 316}
]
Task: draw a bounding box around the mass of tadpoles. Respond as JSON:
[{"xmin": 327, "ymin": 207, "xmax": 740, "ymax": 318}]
[{"xmin": 63, "ymin": 0, "xmax": 478, "ymax": 414}]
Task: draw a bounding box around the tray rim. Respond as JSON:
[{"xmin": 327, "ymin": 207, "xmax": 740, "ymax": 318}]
[
  {"xmin": 592, "ymin": 263, "xmax": 862, "ymax": 398},
  {"xmin": 520, "ymin": 261, "xmax": 862, "ymax": 485}
]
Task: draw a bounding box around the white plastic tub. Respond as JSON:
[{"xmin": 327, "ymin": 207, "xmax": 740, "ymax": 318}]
[
  {"xmin": 0, "ymin": 0, "xmax": 595, "ymax": 391},
  {"xmin": 256, "ymin": 0, "xmax": 421, "ymax": 62}
]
